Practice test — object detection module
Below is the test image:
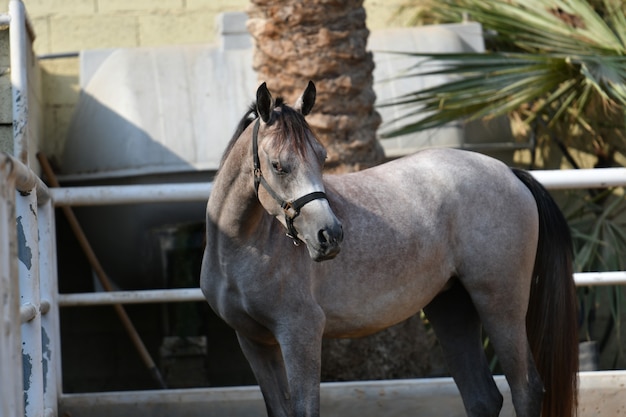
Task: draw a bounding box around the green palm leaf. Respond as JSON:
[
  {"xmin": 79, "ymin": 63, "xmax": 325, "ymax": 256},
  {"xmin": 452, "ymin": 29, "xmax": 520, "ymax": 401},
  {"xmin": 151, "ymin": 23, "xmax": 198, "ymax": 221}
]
[{"xmin": 381, "ymin": 0, "xmax": 626, "ymax": 138}]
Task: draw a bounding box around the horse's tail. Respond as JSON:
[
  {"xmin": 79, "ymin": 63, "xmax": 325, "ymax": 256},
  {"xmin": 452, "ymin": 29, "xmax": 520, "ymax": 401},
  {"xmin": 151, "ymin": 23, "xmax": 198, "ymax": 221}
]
[{"xmin": 512, "ymin": 168, "xmax": 578, "ymax": 417}]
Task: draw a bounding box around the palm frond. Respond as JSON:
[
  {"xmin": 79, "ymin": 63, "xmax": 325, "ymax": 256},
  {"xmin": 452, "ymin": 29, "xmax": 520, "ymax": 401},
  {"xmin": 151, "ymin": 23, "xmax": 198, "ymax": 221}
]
[{"xmin": 381, "ymin": 0, "xmax": 626, "ymax": 139}]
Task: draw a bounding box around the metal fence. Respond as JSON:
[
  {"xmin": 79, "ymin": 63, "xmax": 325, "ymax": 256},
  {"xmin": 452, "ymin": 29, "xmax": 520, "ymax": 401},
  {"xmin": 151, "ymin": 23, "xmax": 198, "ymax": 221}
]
[
  {"xmin": 3, "ymin": 147, "xmax": 626, "ymax": 417},
  {"xmin": 3, "ymin": 1, "xmax": 626, "ymax": 416},
  {"xmin": 1, "ymin": 152, "xmax": 59, "ymax": 417}
]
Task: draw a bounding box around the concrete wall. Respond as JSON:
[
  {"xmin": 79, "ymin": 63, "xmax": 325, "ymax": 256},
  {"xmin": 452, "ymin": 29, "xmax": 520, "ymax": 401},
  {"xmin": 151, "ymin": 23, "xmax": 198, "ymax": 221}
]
[
  {"xmin": 0, "ymin": 0, "xmax": 409, "ymax": 165},
  {"xmin": 1, "ymin": 0, "xmax": 254, "ymax": 163}
]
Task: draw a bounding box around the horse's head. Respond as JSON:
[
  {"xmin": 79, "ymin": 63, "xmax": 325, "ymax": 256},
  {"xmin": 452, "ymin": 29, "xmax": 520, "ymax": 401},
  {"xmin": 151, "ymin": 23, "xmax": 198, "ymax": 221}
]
[{"xmin": 252, "ymin": 81, "xmax": 343, "ymax": 262}]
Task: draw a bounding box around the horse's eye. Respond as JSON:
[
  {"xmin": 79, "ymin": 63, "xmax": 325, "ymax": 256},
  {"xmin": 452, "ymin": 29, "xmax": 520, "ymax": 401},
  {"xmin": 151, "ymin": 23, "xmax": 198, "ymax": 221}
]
[{"xmin": 272, "ymin": 161, "xmax": 288, "ymax": 175}]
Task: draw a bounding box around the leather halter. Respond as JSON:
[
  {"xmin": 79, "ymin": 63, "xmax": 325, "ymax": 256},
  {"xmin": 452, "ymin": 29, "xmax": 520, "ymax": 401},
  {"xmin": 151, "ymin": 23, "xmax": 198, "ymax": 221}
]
[{"xmin": 252, "ymin": 118, "xmax": 328, "ymax": 244}]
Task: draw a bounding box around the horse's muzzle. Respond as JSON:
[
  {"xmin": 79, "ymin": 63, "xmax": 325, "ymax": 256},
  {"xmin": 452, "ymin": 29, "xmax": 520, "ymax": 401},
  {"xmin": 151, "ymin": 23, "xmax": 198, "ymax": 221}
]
[{"xmin": 311, "ymin": 223, "xmax": 343, "ymax": 262}]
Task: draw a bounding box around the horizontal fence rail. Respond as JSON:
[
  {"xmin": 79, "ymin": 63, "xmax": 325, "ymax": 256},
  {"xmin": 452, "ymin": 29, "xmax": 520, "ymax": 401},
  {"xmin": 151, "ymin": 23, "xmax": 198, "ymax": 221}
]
[
  {"xmin": 50, "ymin": 182, "xmax": 213, "ymax": 206},
  {"xmin": 55, "ymin": 271, "xmax": 626, "ymax": 307},
  {"xmin": 48, "ymin": 167, "xmax": 626, "ymax": 207},
  {"xmin": 58, "ymin": 288, "xmax": 206, "ymax": 306},
  {"xmin": 531, "ymin": 167, "xmax": 626, "ymax": 189}
]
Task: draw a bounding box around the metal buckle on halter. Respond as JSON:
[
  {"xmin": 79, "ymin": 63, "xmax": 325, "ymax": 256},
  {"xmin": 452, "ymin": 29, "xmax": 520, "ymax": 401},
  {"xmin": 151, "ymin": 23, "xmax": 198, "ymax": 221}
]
[
  {"xmin": 282, "ymin": 201, "xmax": 298, "ymax": 219},
  {"xmin": 286, "ymin": 232, "xmax": 301, "ymax": 246},
  {"xmin": 283, "ymin": 203, "xmax": 302, "ymax": 245}
]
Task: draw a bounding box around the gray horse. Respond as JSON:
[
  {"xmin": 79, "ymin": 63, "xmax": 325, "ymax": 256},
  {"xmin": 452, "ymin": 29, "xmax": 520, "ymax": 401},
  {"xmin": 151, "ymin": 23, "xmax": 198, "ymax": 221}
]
[{"xmin": 201, "ymin": 81, "xmax": 578, "ymax": 417}]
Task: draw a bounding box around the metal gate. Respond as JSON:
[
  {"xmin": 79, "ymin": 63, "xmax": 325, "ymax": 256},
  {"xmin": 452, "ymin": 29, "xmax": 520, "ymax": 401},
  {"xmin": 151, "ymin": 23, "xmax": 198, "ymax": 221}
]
[
  {"xmin": 4, "ymin": 150, "xmax": 626, "ymax": 417},
  {"xmin": 3, "ymin": 1, "xmax": 626, "ymax": 416}
]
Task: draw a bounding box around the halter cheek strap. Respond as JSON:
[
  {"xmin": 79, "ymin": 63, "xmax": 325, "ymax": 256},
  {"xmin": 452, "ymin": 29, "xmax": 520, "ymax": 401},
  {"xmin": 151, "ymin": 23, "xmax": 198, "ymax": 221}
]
[{"xmin": 252, "ymin": 118, "xmax": 328, "ymax": 244}]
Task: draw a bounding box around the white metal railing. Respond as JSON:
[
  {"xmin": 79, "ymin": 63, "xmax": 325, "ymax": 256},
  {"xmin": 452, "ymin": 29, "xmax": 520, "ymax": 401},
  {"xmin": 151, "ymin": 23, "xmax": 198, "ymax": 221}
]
[
  {"xmin": 1, "ymin": 151, "xmax": 59, "ymax": 417},
  {"xmin": 1, "ymin": 158, "xmax": 24, "ymax": 417},
  {"xmin": 47, "ymin": 167, "xmax": 625, "ymax": 207},
  {"xmin": 4, "ymin": 157, "xmax": 624, "ymax": 417},
  {"xmin": 2, "ymin": 2, "xmax": 626, "ymax": 416},
  {"xmin": 54, "ymin": 270, "xmax": 626, "ymax": 307},
  {"xmin": 2, "ymin": 2, "xmax": 60, "ymax": 417},
  {"xmin": 3, "ymin": 156, "xmax": 626, "ymax": 416}
]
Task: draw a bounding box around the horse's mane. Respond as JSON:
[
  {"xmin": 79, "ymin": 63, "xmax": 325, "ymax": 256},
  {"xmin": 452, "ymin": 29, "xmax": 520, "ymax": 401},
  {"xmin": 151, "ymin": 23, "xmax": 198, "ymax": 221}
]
[{"xmin": 218, "ymin": 97, "xmax": 317, "ymax": 170}]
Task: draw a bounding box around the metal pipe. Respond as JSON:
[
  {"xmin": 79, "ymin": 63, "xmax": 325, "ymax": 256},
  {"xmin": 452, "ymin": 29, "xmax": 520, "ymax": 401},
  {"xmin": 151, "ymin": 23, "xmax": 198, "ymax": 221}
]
[
  {"xmin": 1, "ymin": 152, "xmax": 51, "ymax": 204},
  {"xmin": 38, "ymin": 200, "xmax": 61, "ymax": 416},
  {"xmin": 55, "ymin": 271, "xmax": 626, "ymax": 307},
  {"xmin": 58, "ymin": 288, "xmax": 205, "ymax": 306},
  {"xmin": 37, "ymin": 51, "xmax": 80, "ymax": 60},
  {"xmin": 55, "ymin": 370, "xmax": 626, "ymax": 417},
  {"xmin": 9, "ymin": 0, "xmax": 29, "ymax": 164},
  {"xmin": 1, "ymin": 7, "xmax": 27, "ymax": 412},
  {"xmin": 46, "ymin": 167, "xmax": 625, "ymax": 208},
  {"xmin": 531, "ymin": 167, "xmax": 626, "ymax": 190},
  {"xmin": 574, "ymin": 271, "xmax": 626, "ymax": 287},
  {"xmin": 0, "ymin": 161, "xmax": 24, "ymax": 417},
  {"xmin": 17, "ymin": 188, "xmax": 45, "ymax": 417},
  {"xmin": 49, "ymin": 182, "xmax": 212, "ymax": 206}
]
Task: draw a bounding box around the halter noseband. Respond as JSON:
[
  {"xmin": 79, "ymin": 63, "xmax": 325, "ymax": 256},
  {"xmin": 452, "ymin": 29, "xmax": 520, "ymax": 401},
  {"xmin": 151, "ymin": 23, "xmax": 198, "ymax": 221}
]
[{"xmin": 252, "ymin": 118, "xmax": 328, "ymax": 244}]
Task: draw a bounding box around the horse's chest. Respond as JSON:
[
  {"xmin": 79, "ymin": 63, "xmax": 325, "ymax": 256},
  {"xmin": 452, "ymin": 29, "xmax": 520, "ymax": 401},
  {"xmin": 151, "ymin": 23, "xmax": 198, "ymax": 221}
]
[{"xmin": 203, "ymin": 262, "xmax": 289, "ymax": 342}]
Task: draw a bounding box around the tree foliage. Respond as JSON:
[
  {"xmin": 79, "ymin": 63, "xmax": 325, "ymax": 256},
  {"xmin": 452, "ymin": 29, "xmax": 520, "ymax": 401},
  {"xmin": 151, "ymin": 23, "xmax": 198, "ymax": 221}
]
[{"xmin": 383, "ymin": 0, "xmax": 626, "ymax": 166}]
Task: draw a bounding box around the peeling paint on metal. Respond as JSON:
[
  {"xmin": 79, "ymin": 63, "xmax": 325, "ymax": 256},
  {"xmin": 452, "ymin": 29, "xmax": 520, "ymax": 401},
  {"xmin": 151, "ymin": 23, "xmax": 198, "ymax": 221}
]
[
  {"xmin": 22, "ymin": 351, "xmax": 32, "ymax": 406},
  {"xmin": 41, "ymin": 327, "xmax": 50, "ymax": 393},
  {"xmin": 16, "ymin": 215, "xmax": 32, "ymax": 270}
]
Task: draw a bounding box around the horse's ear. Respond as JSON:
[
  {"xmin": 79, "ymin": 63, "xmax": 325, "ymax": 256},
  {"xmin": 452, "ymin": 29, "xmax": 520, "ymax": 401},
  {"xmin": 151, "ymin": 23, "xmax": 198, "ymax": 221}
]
[
  {"xmin": 295, "ymin": 80, "xmax": 316, "ymax": 116},
  {"xmin": 256, "ymin": 82, "xmax": 274, "ymax": 123}
]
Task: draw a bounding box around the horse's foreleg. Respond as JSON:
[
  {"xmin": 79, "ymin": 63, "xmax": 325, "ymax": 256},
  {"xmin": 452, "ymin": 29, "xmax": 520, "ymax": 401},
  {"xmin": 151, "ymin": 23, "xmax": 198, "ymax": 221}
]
[
  {"xmin": 424, "ymin": 281, "xmax": 503, "ymax": 417},
  {"xmin": 236, "ymin": 332, "xmax": 292, "ymax": 417},
  {"xmin": 276, "ymin": 305, "xmax": 326, "ymax": 417}
]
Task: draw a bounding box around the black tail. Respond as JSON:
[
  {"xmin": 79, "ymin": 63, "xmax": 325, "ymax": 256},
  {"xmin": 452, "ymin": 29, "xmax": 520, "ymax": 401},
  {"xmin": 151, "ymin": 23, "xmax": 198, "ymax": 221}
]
[{"xmin": 512, "ymin": 168, "xmax": 578, "ymax": 417}]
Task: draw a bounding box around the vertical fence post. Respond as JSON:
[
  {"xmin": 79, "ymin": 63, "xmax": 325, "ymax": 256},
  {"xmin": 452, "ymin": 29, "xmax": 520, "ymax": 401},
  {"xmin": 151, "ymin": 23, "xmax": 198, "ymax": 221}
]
[
  {"xmin": 9, "ymin": 0, "xmax": 29, "ymax": 165},
  {"xmin": 17, "ymin": 189, "xmax": 44, "ymax": 417},
  {"xmin": 1, "ymin": 160, "xmax": 25, "ymax": 417},
  {"xmin": 9, "ymin": 1, "xmax": 48, "ymax": 415},
  {"xmin": 39, "ymin": 198, "xmax": 60, "ymax": 417}
]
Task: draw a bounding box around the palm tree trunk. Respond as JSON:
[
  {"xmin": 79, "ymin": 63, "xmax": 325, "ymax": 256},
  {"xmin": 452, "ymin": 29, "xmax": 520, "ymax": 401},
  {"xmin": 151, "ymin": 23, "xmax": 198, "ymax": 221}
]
[{"xmin": 247, "ymin": 0, "xmax": 384, "ymax": 173}]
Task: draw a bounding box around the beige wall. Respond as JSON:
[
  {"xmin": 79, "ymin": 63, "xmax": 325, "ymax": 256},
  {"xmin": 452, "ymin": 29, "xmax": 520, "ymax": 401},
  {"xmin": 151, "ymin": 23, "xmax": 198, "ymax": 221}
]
[{"xmin": 1, "ymin": 0, "xmax": 409, "ymax": 164}]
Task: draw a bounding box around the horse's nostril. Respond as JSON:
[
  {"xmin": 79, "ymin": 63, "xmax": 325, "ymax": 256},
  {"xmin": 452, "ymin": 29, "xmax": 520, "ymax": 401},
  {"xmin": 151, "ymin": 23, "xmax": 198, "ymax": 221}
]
[
  {"xmin": 318, "ymin": 229, "xmax": 328, "ymax": 244},
  {"xmin": 319, "ymin": 225, "xmax": 342, "ymax": 246}
]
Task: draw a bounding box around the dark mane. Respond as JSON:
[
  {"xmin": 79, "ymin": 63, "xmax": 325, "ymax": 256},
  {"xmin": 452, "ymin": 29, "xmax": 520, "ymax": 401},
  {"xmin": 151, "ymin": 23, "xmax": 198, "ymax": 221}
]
[
  {"xmin": 218, "ymin": 102, "xmax": 258, "ymax": 169},
  {"xmin": 218, "ymin": 97, "xmax": 318, "ymax": 169}
]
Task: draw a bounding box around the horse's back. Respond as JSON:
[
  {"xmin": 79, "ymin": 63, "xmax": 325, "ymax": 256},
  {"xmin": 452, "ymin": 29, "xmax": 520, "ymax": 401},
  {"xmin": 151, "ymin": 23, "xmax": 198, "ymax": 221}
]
[{"xmin": 326, "ymin": 148, "xmax": 538, "ymax": 248}]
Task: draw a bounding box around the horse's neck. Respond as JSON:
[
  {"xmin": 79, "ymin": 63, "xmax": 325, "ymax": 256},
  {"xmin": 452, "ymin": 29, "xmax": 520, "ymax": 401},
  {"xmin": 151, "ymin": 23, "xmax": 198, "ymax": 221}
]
[{"xmin": 206, "ymin": 143, "xmax": 267, "ymax": 245}]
